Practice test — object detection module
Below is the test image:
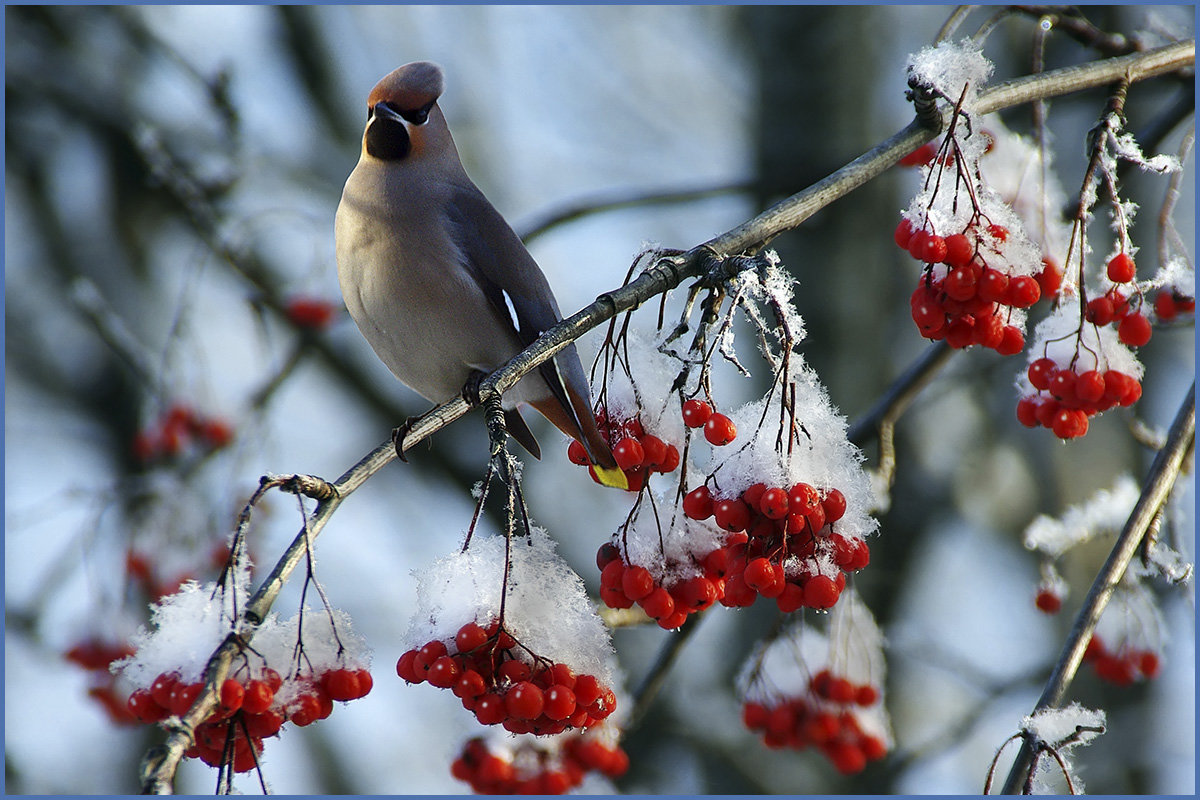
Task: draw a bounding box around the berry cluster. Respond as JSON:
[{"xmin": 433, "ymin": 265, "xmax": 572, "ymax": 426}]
[
  {"xmin": 568, "ymin": 410, "xmax": 680, "ymax": 492},
  {"xmin": 1082, "ymin": 254, "xmax": 1154, "ymax": 348},
  {"xmin": 132, "ymin": 403, "xmax": 234, "ymax": 464},
  {"xmin": 397, "ymin": 619, "xmax": 617, "ymax": 736},
  {"xmin": 1154, "ymin": 288, "xmax": 1196, "ymax": 320},
  {"xmin": 682, "ymin": 481, "xmax": 867, "ymax": 613},
  {"xmin": 451, "ymin": 734, "xmax": 629, "ymax": 794},
  {"xmin": 680, "ymin": 398, "xmax": 738, "ymax": 447},
  {"xmin": 65, "ymin": 637, "xmax": 137, "ymax": 725},
  {"xmin": 284, "ymin": 296, "xmax": 338, "ymax": 330},
  {"xmin": 742, "ymin": 669, "xmax": 888, "ymax": 775},
  {"xmin": 895, "ymin": 218, "xmax": 1042, "ymax": 354},
  {"xmin": 596, "ymin": 542, "xmax": 721, "ymax": 630},
  {"xmin": 127, "ymin": 664, "xmax": 371, "ymax": 772},
  {"xmin": 1082, "ymin": 634, "xmax": 1160, "ymax": 687},
  {"xmin": 1016, "ymin": 357, "xmax": 1142, "ymax": 439}
]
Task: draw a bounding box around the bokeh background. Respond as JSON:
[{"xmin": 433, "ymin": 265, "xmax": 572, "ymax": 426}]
[{"xmin": 5, "ymin": 5, "xmax": 1194, "ymax": 794}]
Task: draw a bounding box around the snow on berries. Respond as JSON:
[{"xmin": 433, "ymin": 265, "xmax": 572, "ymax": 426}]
[
  {"xmin": 738, "ymin": 589, "xmax": 890, "ymax": 774},
  {"xmin": 113, "ymin": 573, "xmax": 373, "ymax": 773},
  {"xmin": 897, "ymin": 43, "xmax": 1047, "ymax": 355},
  {"xmin": 1015, "ymin": 300, "xmax": 1146, "ymax": 439},
  {"xmin": 398, "ymin": 526, "xmax": 620, "ymax": 734}
]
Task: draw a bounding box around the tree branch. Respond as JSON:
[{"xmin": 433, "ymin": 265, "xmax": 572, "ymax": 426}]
[{"xmin": 1000, "ymin": 382, "xmax": 1196, "ymax": 794}]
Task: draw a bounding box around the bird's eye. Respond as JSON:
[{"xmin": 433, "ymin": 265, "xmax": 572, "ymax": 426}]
[{"xmin": 400, "ymin": 102, "xmax": 433, "ymax": 126}]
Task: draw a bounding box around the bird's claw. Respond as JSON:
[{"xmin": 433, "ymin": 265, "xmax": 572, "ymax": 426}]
[{"xmin": 391, "ymin": 419, "xmax": 415, "ymax": 462}]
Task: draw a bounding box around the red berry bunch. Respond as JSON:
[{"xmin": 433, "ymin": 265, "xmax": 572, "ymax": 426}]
[
  {"xmin": 284, "ymin": 296, "xmax": 338, "ymax": 330},
  {"xmin": 132, "ymin": 403, "xmax": 234, "ymax": 464},
  {"xmin": 1085, "ymin": 286, "xmax": 1153, "ymax": 349},
  {"xmin": 742, "ymin": 671, "xmax": 889, "ymax": 775},
  {"xmin": 1153, "ymin": 288, "xmax": 1195, "ymax": 320},
  {"xmin": 896, "ymin": 217, "xmax": 1039, "ymax": 354},
  {"xmin": 397, "ymin": 619, "xmax": 617, "ymax": 736},
  {"xmin": 682, "ymin": 481, "xmax": 867, "ymax": 614},
  {"xmin": 65, "ymin": 636, "xmax": 138, "ymax": 725},
  {"xmin": 1082, "ymin": 634, "xmax": 1161, "ymax": 687},
  {"xmin": 567, "ymin": 409, "xmax": 680, "ymax": 492},
  {"xmin": 126, "ymin": 664, "xmax": 371, "ymax": 772},
  {"xmin": 596, "ymin": 541, "xmax": 723, "ymax": 630},
  {"xmin": 1016, "ymin": 356, "xmax": 1142, "ymax": 440},
  {"xmin": 451, "ymin": 733, "xmax": 629, "ymax": 794}
]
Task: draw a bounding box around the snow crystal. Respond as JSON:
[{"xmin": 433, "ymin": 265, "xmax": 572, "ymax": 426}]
[
  {"xmin": 1024, "ymin": 475, "xmax": 1139, "ymax": 557},
  {"xmin": 596, "ymin": 328, "xmax": 687, "ymax": 445},
  {"xmin": 907, "ymin": 38, "xmax": 993, "ymax": 108},
  {"xmin": 1020, "ymin": 702, "xmax": 1105, "ymax": 749},
  {"xmin": 404, "ymin": 525, "xmax": 615, "ymax": 687},
  {"xmin": 1153, "ymin": 255, "xmax": 1195, "ymax": 298}
]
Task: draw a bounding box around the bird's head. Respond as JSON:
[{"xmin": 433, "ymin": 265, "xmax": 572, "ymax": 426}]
[{"xmin": 362, "ymin": 61, "xmax": 448, "ymax": 163}]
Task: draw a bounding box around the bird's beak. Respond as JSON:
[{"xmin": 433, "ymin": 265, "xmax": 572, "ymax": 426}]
[{"xmin": 371, "ymin": 102, "xmax": 406, "ymax": 125}]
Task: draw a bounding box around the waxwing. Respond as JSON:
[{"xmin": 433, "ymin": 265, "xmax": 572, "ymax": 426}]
[{"xmin": 335, "ymin": 61, "xmax": 626, "ymax": 488}]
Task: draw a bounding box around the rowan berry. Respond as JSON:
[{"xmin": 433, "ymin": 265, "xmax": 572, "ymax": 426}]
[
  {"xmin": 704, "ymin": 413, "xmax": 737, "ymax": 445},
  {"xmin": 1107, "ymin": 252, "xmax": 1136, "ymax": 283},
  {"xmin": 681, "ymin": 399, "xmax": 712, "ymax": 428}
]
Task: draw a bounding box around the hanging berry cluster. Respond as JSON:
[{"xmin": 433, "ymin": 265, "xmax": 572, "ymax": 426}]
[
  {"xmin": 739, "ymin": 589, "xmax": 891, "ymax": 775},
  {"xmin": 451, "ymin": 729, "xmax": 629, "ymax": 794},
  {"xmin": 113, "ymin": 571, "xmax": 374, "ymax": 776},
  {"xmin": 65, "ymin": 636, "xmax": 137, "ymax": 725},
  {"xmin": 397, "ymin": 618, "xmax": 616, "ymax": 735},
  {"xmin": 398, "ymin": 525, "xmax": 624, "ymax": 739}
]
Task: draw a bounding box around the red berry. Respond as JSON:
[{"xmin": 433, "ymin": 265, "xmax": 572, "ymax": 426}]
[
  {"xmin": 1138, "ymin": 651, "xmax": 1161, "ymax": 679},
  {"xmin": 497, "ymin": 659, "xmax": 532, "ymax": 684},
  {"xmin": 639, "ymin": 586, "xmax": 675, "ymax": 619},
  {"xmin": 713, "ymin": 498, "xmax": 752, "ymax": 532},
  {"xmin": 987, "ymin": 224, "xmax": 1009, "ymax": 242},
  {"xmin": 898, "ymin": 143, "xmax": 936, "ymax": 167},
  {"xmin": 996, "ymin": 325, "xmax": 1025, "ymax": 356},
  {"xmin": 1005, "ymin": 276, "xmax": 1041, "ymax": 308},
  {"xmin": 803, "ymin": 575, "xmax": 841, "ymax": 609},
  {"xmin": 1085, "ymin": 296, "xmax": 1115, "ymax": 326},
  {"xmin": 657, "ymin": 444, "xmax": 681, "ymax": 473},
  {"xmin": 703, "ymin": 413, "xmax": 737, "ymax": 446},
  {"xmin": 682, "ymin": 486, "xmax": 714, "ymax": 520},
  {"xmin": 456, "ymin": 621, "xmax": 489, "ymax": 654},
  {"xmin": 621, "ymin": 565, "xmax": 655, "ymax": 602},
  {"xmin": 127, "ymin": 688, "xmax": 167, "ymax": 723},
  {"xmin": 943, "ymin": 233, "xmax": 972, "ymax": 267},
  {"xmin": 828, "ymin": 741, "xmax": 867, "ymax": 775},
  {"xmin": 543, "ymin": 685, "xmax": 577, "ymax": 721},
  {"xmin": 474, "ymin": 693, "xmax": 507, "ymax": 725},
  {"xmin": 758, "ymin": 487, "xmax": 790, "ymax": 519},
  {"xmin": 743, "ymin": 558, "xmax": 777, "ymax": 594},
  {"xmin": 827, "ymin": 677, "xmax": 856, "ymax": 704},
  {"xmin": 505, "ymin": 681, "xmax": 545, "ymax": 720},
  {"xmin": 1094, "ymin": 654, "xmax": 1136, "ymax": 686},
  {"xmin": 944, "ymin": 266, "xmax": 977, "ymax": 301},
  {"xmin": 640, "ymin": 434, "xmax": 667, "ymax": 468},
  {"xmin": 566, "ymin": 439, "xmax": 590, "ymax": 465},
  {"xmin": 453, "ymin": 669, "xmax": 486, "ymax": 701},
  {"xmin": 612, "ymin": 437, "xmax": 645, "ymax": 471},
  {"xmin": 673, "ymin": 576, "xmax": 718, "ymax": 611},
  {"xmin": 285, "ymin": 297, "xmax": 336, "ymax": 330},
  {"xmin": 855, "ymin": 684, "xmax": 879, "ymax": 706},
  {"xmin": 821, "ymin": 488, "xmax": 847, "ymax": 523},
  {"xmin": 681, "ymin": 399, "xmax": 712, "ymax": 428},
  {"xmin": 1155, "ymin": 290, "xmax": 1178, "ymax": 320},
  {"xmin": 788, "ymin": 482, "xmax": 820, "ymax": 514},
  {"xmin": 427, "ymin": 656, "xmax": 462, "ymax": 689},
  {"xmin": 1016, "ymin": 397, "xmax": 1040, "ymax": 428},
  {"xmin": 1047, "ymin": 370, "xmax": 1077, "ymax": 402},
  {"xmin": 1035, "ymin": 589, "xmax": 1063, "ymax": 614},
  {"xmin": 242, "ymin": 679, "xmax": 275, "ymax": 713},
  {"xmin": 978, "ymin": 268, "xmax": 1009, "ymax": 303},
  {"xmin": 1118, "ymin": 313, "xmax": 1152, "ymax": 347},
  {"xmin": 1027, "ymin": 357, "xmax": 1057, "ymax": 391},
  {"xmin": 1037, "ymin": 257, "xmax": 1063, "ymax": 297},
  {"xmin": 1107, "ymin": 252, "xmax": 1136, "ymax": 283},
  {"xmin": 922, "ymin": 234, "xmax": 948, "ymax": 264},
  {"xmin": 893, "ymin": 218, "xmax": 915, "ymax": 248},
  {"xmin": 288, "ymin": 694, "xmax": 321, "ymax": 727},
  {"xmin": 1051, "ymin": 408, "xmax": 1089, "ymax": 440}
]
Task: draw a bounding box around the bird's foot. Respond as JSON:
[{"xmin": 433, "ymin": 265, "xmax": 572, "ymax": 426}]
[
  {"xmin": 461, "ymin": 370, "xmax": 486, "ymax": 407},
  {"xmin": 391, "ymin": 418, "xmax": 417, "ymax": 462}
]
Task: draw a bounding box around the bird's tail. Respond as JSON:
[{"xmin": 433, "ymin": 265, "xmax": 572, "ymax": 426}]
[{"xmin": 533, "ymin": 355, "xmax": 627, "ymax": 490}]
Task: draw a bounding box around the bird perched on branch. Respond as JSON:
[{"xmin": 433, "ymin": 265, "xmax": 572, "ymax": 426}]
[{"xmin": 335, "ymin": 61, "xmax": 626, "ymax": 488}]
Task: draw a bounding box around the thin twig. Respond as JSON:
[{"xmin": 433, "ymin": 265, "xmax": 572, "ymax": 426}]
[{"xmin": 1000, "ymin": 382, "xmax": 1195, "ymax": 794}]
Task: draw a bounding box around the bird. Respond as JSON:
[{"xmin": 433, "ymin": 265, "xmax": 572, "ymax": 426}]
[{"xmin": 334, "ymin": 61, "xmax": 627, "ymax": 489}]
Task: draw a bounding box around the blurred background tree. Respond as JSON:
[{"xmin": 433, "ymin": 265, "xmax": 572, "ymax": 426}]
[{"xmin": 5, "ymin": 5, "xmax": 1193, "ymax": 794}]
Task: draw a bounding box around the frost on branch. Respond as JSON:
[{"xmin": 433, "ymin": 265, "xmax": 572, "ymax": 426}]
[
  {"xmin": 1017, "ymin": 703, "xmax": 1106, "ymax": 795},
  {"xmin": 907, "ymin": 38, "xmax": 993, "ymax": 109},
  {"xmin": 1024, "ymin": 475, "xmax": 1141, "ymax": 559},
  {"xmin": 738, "ymin": 588, "xmax": 891, "ymax": 775}
]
